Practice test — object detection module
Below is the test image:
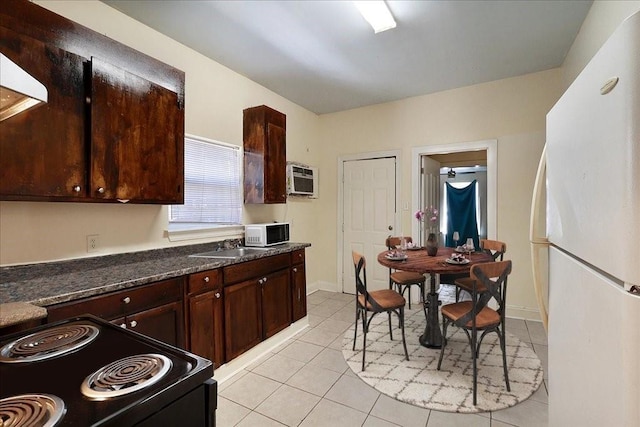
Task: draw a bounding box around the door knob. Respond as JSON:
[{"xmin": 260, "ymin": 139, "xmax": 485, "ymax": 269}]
[{"xmin": 388, "ymin": 225, "xmax": 393, "ymax": 230}]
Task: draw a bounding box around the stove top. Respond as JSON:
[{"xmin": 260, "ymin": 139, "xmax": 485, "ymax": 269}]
[
  {"xmin": 0, "ymin": 323, "xmax": 99, "ymax": 363},
  {"xmin": 0, "ymin": 315, "xmax": 214, "ymax": 426},
  {"xmin": 0, "ymin": 393, "xmax": 66, "ymax": 427}
]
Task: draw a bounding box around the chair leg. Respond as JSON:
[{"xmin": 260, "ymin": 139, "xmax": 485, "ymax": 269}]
[
  {"xmin": 499, "ymin": 327, "xmax": 511, "ymax": 391},
  {"xmin": 353, "ymin": 303, "xmax": 362, "ymax": 351},
  {"xmin": 361, "ymin": 311, "xmax": 368, "ymax": 371},
  {"xmin": 472, "ymin": 329, "xmax": 478, "ymax": 405},
  {"xmin": 399, "ymin": 307, "xmax": 409, "ymax": 361},
  {"xmin": 387, "ymin": 312, "xmax": 394, "ymax": 340},
  {"xmin": 437, "ymin": 317, "xmax": 449, "ymax": 370}
]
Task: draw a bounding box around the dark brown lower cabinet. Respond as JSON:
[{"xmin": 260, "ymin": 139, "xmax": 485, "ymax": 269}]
[
  {"xmin": 123, "ymin": 302, "xmax": 184, "ymax": 347},
  {"xmin": 291, "ymin": 263, "xmax": 307, "ymax": 322},
  {"xmin": 47, "ymin": 278, "xmax": 185, "ymax": 348},
  {"xmin": 262, "ymin": 269, "xmax": 291, "ymax": 339},
  {"xmin": 224, "ymin": 279, "xmax": 263, "ymax": 361},
  {"xmin": 186, "ymin": 269, "xmax": 225, "ymax": 368}
]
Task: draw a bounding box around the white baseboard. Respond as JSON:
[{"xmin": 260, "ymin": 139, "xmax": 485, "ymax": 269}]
[
  {"xmin": 307, "ymin": 280, "xmax": 339, "ymax": 294},
  {"xmin": 506, "ymin": 304, "xmax": 543, "ymax": 322},
  {"xmin": 213, "ymin": 317, "xmax": 309, "ymax": 384}
]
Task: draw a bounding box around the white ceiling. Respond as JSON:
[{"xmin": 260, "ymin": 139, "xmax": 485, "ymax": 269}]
[{"xmin": 101, "ymin": 0, "xmax": 592, "ymax": 115}]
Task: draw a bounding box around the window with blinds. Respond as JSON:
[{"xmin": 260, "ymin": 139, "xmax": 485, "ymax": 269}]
[{"xmin": 169, "ymin": 135, "xmax": 242, "ymax": 225}]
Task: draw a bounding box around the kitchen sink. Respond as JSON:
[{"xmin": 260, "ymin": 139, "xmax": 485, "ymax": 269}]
[{"xmin": 189, "ymin": 247, "xmax": 272, "ymax": 259}]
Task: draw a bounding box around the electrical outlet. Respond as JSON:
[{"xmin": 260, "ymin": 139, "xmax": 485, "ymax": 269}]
[{"xmin": 87, "ymin": 234, "xmax": 100, "ymax": 253}]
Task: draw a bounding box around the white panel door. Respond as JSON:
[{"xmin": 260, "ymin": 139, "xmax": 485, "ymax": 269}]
[
  {"xmin": 342, "ymin": 157, "xmax": 396, "ymax": 294},
  {"xmin": 420, "ymin": 156, "xmax": 441, "ymax": 246}
]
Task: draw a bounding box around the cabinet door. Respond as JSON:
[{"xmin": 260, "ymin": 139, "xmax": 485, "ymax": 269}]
[
  {"xmin": 224, "ymin": 280, "xmax": 262, "ymax": 361},
  {"xmin": 264, "ymin": 123, "xmax": 286, "ymax": 203},
  {"xmin": 188, "ymin": 288, "xmax": 225, "ymax": 368},
  {"xmin": 126, "ymin": 301, "xmax": 185, "ymax": 348},
  {"xmin": 261, "ymin": 269, "xmax": 291, "ymax": 338},
  {"xmin": 0, "ymin": 26, "xmax": 86, "ymax": 200},
  {"xmin": 90, "ymin": 57, "xmax": 184, "ymax": 203},
  {"xmin": 291, "ymin": 263, "xmax": 307, "ymax": 322}
]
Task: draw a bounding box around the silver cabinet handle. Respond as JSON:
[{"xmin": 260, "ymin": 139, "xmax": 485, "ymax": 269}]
[
  {"xmin": 258, "ymin": 279, "xmax": 264, "ymax": 285},
  {"xmin": 119, "ymin": 323, "xmax": 126, "ymax": 329},
  {"xmin": 122, "ymin": 296, "xmax": 131, "ymax": 304},
  {"xmin": 263, "ymin": 277, "xmax": 267, "ymax": 283},
  {"xmin": 204, "ymin": 276, "xmax": 210, "ymax": 283},
  {"xmin": 72, "ymin": 185, "xmax": 81, "ymax": 193},
  {"xmin": 129, "ymin": 320, "xmax": 137, "ymax": 328},
  {"xmin": 215, "ymin": 292, "xmax": 221, "ymax": 298},
  {"xmin": 293, "ymin": 267, "xmax": 298, "ymax": 273},
  {"xmin": 97, "ymin": 187, "xmax": 105, "ymax": 194}
]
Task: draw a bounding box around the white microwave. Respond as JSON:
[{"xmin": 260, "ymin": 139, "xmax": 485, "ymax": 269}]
[
  {"xmin": 287, "ymin": 164, "xmax": 317, "ymax": 196},
  {"xmin": 245, "ymin": 222, "xmax": 290, "ymax": 247}
]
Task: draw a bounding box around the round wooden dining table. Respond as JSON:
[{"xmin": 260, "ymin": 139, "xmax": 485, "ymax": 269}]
[{"xmin": 377, "ymin": 247, "xmax": 493, "ymax": 348}]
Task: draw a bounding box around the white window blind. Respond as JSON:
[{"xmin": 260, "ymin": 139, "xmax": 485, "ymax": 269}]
[{"xmin": 169, "ymin": 135, "xmax": 242, "ymax": 224}]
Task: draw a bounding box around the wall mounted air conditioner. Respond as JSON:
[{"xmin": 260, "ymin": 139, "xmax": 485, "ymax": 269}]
[{"xmin": 287, "ymin": 164, "xmax": 318, "ymax": 198}]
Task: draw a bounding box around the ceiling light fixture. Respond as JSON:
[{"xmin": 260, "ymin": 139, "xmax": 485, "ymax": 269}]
[
  {"xmin": 448, "ymin": 168, "xmax": 456, "ymax": 178},
  {"xmin": 354, "ymin": 1, "xmax": 396, "ymax": 34}
]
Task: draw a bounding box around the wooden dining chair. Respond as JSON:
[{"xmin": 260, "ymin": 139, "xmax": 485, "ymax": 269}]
[
  {"xmin": 437, "ymin": 260, "xmax": 512, "ymax": 405},
  {"xmin": 385, "ymin": 236, "xmax": 426, "ymax": 309},
  {"xmin": 352, "ymin": 250, "xmax": 409, "ymax": 371},
  {"xmin": 454, "ymin": 239, "xmax": 507, "ymax": 302}
]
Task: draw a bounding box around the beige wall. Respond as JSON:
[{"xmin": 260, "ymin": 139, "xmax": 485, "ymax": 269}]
[
  {"xmin": 317, "ymin": 71, "xmax": 559, "ymax": 319},
  {"xmin": 561, "ymin": 0, "xmax": 640, "ymax": 89},
  {"xmin": 2, "ymin": 0, "xmax": 636, "ymax": 320}
]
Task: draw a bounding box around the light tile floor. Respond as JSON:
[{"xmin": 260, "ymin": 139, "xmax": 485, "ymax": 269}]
[{"xmin": 217, "ymin": 290, "xmax": 549, "ymax": 427}]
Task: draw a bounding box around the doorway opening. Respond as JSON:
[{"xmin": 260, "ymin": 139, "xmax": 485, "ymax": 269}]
[{"xmin": 411, "ymin": 140, "xmax": 497, "ymax": 245}]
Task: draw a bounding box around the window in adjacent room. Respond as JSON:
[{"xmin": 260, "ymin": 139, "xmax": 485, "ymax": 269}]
[{"xmin": 168, "ymin": 135, "xmax": 242, "ymax": 234}]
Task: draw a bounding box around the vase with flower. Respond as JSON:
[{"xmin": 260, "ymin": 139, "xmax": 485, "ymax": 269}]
[{"xmin": 415, "ymin": 206, "xmax": 439, "ymax": 256}]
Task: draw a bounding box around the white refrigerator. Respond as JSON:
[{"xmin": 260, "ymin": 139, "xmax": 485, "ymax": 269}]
[{"xmin": 530, "ymin": 10, "xmax": 640, "ymax": 427}]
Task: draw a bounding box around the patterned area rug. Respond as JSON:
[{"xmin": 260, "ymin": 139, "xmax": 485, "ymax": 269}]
[{"xmin": 341, "ymin": 303, "xmax": 544, "ymax": 413}]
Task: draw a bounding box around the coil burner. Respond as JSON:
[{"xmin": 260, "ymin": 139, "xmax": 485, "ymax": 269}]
[
  {"xmin": 81, "ymin": 354, "xmax": 172, "ymax": 400},
  {"xmin": 0, "ymin": 323, "xmax": 99, "ymax": 363},
  {"xmin": 0, "ymin": 394, "xmax": 66, "ymax": 427}
]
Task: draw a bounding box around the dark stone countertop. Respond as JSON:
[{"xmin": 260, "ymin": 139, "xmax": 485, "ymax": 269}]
[{"xmin": 0, "ymin": 242, "xmax": 310, "ymax": 311}]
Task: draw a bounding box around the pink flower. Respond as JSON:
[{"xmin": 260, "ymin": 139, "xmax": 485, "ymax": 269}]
[{"xmin": 416, "ymin": 206, "xmax": 439, "ymax": 224}]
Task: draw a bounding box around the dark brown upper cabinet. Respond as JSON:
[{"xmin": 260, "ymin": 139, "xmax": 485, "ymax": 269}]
[
  {"xmin": 90, "ymin": 58, "xmax": 184, "ymax": 202},
  {"xmin": 243, "ymin": 105, "xmax": 286, "ymax": 204},
  {"xmin": 0, "ymin": 0, "xmax": 185, "ymax": 204},
  {"xmin": 0, "ymin": 26, "xmax": 87, "ymax": 199}
]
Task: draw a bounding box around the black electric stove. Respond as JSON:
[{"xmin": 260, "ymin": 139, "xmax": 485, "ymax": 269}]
[{"xmin": 0, "ymin": 315, "xmax": 216, "ymax": 426}]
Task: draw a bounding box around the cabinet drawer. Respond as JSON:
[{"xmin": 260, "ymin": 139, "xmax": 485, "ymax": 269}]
[
  {"xmin": 47, "ymin": 278, "xmax": 183, "ymax": 322},
  {"xmin": 291, "ymin": 249, "xmax": 305, "ymax": 265},
  {"xmin": 223, "ymin": 254, "xmax": 290, "ymax": 284},
  {"xmin": 188, "ymin": 269, "xmax": 221, "ymax": 295}
]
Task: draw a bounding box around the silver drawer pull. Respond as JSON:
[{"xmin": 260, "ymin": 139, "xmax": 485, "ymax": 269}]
[
  {"xmin": 122, "ymin": 296, "xmax": 131, "ymax": 304},
  {"xmin": 215, "ymin": 292, "xmax": 221, "ymax": 299},
  {"xmin": 129, "ymin": 320, "xmax": 137, "ymax": 328},
  {"xmin": 293, "ymin": 267, "xmax": 297, "ymax": 273},
  {"xmin": 119, "ymin": 323, "xmax": 126, "ymax": 329},
  {"xmin": 204, "ymin": 276, "xmax": 210, "ymax": 283},
  {"xmin": 97, "ymin": 187, "xmax": 105, "ymax": 194}
]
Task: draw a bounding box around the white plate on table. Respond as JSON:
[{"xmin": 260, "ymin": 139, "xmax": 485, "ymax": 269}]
[
  {"xmin": 406, "ymin": 246, "xmax": 422, "ymax": 251},
  {"xmin": 446, "ymin": 258, "xmax": 470, "ymax": 265},
  {"xmin": 385, "ymin": 253, "xmax": 408, "ymax": 261}
]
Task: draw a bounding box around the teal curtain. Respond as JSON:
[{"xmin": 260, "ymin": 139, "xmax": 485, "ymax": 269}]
[{"xmin": 445, "ymin": 180, "xmax": 480, "ymax": 249}]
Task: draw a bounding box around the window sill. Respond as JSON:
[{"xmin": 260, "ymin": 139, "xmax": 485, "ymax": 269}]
[{"xmin": 166, "ymin": 223, "xmax": 245, "ymax": 242}]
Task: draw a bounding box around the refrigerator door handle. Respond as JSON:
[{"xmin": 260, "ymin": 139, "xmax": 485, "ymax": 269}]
[{"xmin": 530, "ymin": 144, "xmax": 549, "ymax": 331}]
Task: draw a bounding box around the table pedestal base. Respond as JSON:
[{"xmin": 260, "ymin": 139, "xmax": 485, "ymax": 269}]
[{"xmin": 419, "ymin": 273, "xmax": 443, "ymax": 348}]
